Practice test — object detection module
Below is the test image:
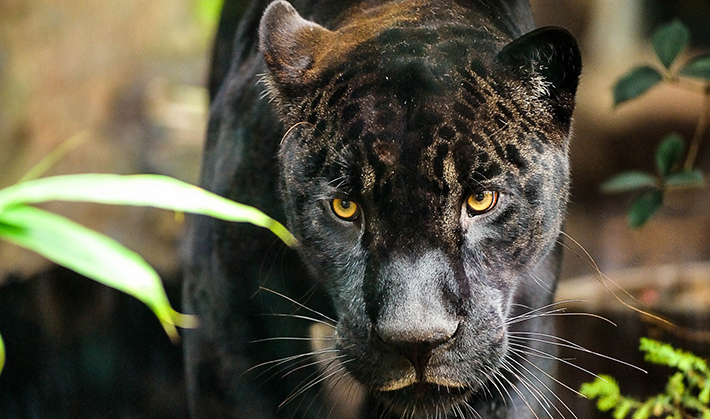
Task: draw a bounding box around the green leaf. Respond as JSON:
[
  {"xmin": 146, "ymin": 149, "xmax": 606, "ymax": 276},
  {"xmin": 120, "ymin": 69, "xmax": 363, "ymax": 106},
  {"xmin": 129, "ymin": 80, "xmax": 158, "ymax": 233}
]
[
  {"xmin": 640, "ymin": 338, "xmax": 709, "ymax": 373},
  {"xmin": 613, "ymin": 66, "xmax": 664, "ymax": 106},
  {"xmin": 632, "ymin": 401, "xmax": 652, "ymax": 419},
  {"xmin": 0, "ymin": 174, "xmax": 295, "ymax": 247},
  {"xmin": 17, "ymin": 131, "xmax": 88, "ymax": 183},
  {"xmin": 194, "ymin": 0, "xmax": 223, "ymax": 27},
  {"xmin": 614, "ymin": 400, "xmax": 634, "ymax": 419},
  {"xmin": 656, "ymin": 133, "xmax": 685, "ymax": 177},
  {"xmin": 601, "ymin": 171, "xmax": 659, "ymax": 193},
  {"xmin": 700, "ymin": 383, "xmax": 710, "ymax": 404},
  {"xmin": 0, "ymin": 205, "xmax": 196, "ymax": 341},
  {"xmin": 628, "ymin": 190, "xmax": 664, "ymax": 229},
  {"xmin": 664, "ymin": 170, "xmax": 705, "ymax": 188},
  {"xmin": 652, "ymin": 20, "xmax": 691, "ymax": 69},
  {"xmin": 0, "ymin": 331, "xmax": 4, "ymax": 375},
  {"xmin": 580, "ymin": 375, "xmax": 619, "ymax": 398},
  {"xmin": 666, "ymin": 372, "xmax": 685, "ymax": 402},
  {"xmin": 680, "ymin": 55, "xmax": 710, "ymax": 80}
]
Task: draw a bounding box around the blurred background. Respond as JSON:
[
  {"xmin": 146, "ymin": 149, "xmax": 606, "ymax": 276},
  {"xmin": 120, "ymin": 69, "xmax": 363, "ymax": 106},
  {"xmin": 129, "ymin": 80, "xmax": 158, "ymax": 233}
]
[{"xmin": 0, "ymin": 0, "xmax": 708, "ymax": 417}]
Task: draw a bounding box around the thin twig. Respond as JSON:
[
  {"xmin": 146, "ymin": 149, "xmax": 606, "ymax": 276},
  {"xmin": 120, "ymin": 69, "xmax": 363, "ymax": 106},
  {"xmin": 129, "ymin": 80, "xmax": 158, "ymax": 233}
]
[{"xmin": 684, "ymin": 84, "xmax": 710, "ymax": 171}]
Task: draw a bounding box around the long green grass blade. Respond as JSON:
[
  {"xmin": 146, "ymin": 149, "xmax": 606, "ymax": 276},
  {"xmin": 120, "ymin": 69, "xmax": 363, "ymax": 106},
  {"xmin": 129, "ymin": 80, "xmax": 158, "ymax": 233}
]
[
  {"xmin": 0, "ymin": 330, "xmax": 4, "ymax": 375},
  {"xmin": 0, "ymin": 174, "xmax": 295, "ymax": 247},
  {"xmin": 17, "ymin": 131, "xmax": 88, "ymax": 184},
  {"xmin": 0, "ymin": 205, "xmax": 195, "ymax": 340}
]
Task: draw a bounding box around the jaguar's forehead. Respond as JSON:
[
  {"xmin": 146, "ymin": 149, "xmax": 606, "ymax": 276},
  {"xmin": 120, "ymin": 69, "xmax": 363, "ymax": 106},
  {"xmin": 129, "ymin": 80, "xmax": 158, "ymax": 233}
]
[
  {"xmin": 299, "ymin": 0, "xmax": 509, "ymax": 81},
  {"xmin": 296, "ymin": 44, "xmax": 543, "ymax": 194}
]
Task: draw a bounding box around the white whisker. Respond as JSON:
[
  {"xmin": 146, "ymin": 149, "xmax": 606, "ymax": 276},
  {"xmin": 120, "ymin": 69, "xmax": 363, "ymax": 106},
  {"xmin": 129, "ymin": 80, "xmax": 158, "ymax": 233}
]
[
  {"xmin": 259, "ymin": 286, "xmax": 338, "ymax": 325},
  {"xmin": 250, "ymin": 336, "xmax": 335, "ymax": 343},
  {"xmin": 507, "ymin": 354, "xmax": 578, "ymax": 419},
  {"xmin": 256, "ymin": 313, "xmax": 336, "ymax": 329},
  {"xmin": 509, "ymin": 332, "xmax": 646, "ymax": 373},
  {"xmin": 245, "ymin": 348, "xmax": 338, "ymax": 376}
]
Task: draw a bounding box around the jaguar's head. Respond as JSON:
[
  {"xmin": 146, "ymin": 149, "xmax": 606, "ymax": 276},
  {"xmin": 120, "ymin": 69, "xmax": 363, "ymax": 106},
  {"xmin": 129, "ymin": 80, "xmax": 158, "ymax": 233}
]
[{"xmin": 259, "ymin": 1, "xmax": 581, "ymax": 414}]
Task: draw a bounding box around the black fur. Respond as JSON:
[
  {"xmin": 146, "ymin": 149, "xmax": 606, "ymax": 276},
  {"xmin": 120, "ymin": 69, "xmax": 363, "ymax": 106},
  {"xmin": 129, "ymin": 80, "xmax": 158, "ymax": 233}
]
[{"xmin": 184, "ymin": 1, "xmax": 581, "ymax": 418}]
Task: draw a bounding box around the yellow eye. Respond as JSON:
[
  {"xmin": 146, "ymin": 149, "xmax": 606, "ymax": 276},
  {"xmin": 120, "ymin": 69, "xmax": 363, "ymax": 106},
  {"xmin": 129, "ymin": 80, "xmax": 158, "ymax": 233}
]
[
  {"xmin": 331, "ymin": 199, "xmax": 360, "ymax": 221},
  {"xmin": 466, "ymin": 191, "xmax": 499, "ymax": 214}
]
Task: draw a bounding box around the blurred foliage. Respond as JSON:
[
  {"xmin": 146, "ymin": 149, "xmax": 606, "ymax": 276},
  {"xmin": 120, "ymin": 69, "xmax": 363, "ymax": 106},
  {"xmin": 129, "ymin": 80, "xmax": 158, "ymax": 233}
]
[
  {"xmin": 603, "ymin": 20, "xmax": 709, "ymax": 228},
  {"xmin": 581, "ymin": 339, "xmax": 710, "ymax": 419},
  {"xmin": 194, "ymin": 0, "xmax": 224, "ymax": 28}
]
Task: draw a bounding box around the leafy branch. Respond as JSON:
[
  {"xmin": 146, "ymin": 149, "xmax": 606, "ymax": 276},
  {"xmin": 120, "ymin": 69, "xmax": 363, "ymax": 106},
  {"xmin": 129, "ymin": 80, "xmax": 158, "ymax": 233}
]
[
  {"xmin": 581, "ymin": 338, "xmax": 710, "ymax": 419},
  {"xmin": 602, "ymin": 20, "xmax": 710, "ymax": 228}
]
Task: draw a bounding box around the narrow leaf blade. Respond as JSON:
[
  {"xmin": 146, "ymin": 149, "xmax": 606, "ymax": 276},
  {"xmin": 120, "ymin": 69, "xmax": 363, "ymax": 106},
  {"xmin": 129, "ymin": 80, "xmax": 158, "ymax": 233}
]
[
  {"xmin": 601, "ymin": 171, "xmax": 659, "ymax": 193},
  {"xmin": 0, "ymin": 205, "xmax": 194, "ymax": 339},
  {"xmin": 652, "ymin": 20, "xmax": 690, "ymax": 69},
  {"xmin": 194, "ymin": 0, "xmax": 223, "ymax": 26},
  {"xmin": 0, "ymin": 330, "xmax": 4, "ymax": 376},
  {"xmin": 680, "ymin": 54, "xmax": 710, "ymax": 80},
  {"xmin": 664, "ymin": 170, "xmax": 705, "ymax": 188},
  {"xmin": 613, "ymin": 66, "xmax": 663, "ymax": 106},
  {"xmin": 0, "ymin": 174, "xmax": 295, "ymax": 247},
  {"xmin": 655, "ymin": 133, "xmax": 685, "ymax": 177},
  {"xmin": 17, "ymin": 131, "xmax": 88, "ymax": 183},
  {"xmin": 628, "ymin": 190, "xmax": 664, "ymax": 229}
]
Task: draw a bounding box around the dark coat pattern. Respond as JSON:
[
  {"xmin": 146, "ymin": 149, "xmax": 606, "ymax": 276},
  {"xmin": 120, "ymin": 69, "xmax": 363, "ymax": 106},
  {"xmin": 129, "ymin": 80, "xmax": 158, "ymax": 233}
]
[{"xmin": 183, "ymin": 1, "xmax": 581, "ymax": 418}]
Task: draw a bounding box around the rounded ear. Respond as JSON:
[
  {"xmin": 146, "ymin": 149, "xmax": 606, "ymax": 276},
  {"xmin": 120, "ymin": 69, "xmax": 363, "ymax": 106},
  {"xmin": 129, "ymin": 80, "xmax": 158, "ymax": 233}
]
[
  {"xmin": 496, "ymin": 26, "xmax": 582, "ymax": 127},
  {"xmin": 259, "ymin": 1, "xmax": 331, "ymax": 89}
]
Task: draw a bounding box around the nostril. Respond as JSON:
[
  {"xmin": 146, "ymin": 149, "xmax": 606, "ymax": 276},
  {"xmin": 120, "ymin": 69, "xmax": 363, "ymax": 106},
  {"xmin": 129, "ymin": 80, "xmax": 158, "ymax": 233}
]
[{"xmin": 373, "ymin": 324, "xmax": 458, "ymax": 379}]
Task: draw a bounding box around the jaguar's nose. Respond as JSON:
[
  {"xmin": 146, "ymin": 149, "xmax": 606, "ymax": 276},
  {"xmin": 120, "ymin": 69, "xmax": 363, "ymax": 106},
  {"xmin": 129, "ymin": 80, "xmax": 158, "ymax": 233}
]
[{"xmin": 374, "ymin": 321, "xmax": 458, "ymax": 378}]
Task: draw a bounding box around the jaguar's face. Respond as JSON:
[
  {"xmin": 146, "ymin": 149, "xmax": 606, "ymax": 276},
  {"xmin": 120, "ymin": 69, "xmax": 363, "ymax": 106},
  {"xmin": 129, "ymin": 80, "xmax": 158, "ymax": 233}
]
[{"xmin": 260, "ymin": 1, "xmax": 580, "ymax": 415}]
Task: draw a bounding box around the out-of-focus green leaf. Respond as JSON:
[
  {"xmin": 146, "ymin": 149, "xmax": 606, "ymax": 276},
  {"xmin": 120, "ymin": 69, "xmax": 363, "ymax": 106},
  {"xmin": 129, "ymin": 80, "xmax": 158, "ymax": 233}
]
[
  {"xmin": 613, "ymin": 400, "xmax": 634, "ymax": 419},
  {"xmin": 601, "ymin": 171, "xmax": 659, "ymax": 193},
  {"xmin": 194, "ymin": 0, "xmax": 223, "ymax": 27},
  {"xmin": 632, "ymin": 401, "xmax": 652, "ymax": 419},
  {"xmin": 640, "ymin": 338, "xmax": 709, "ymax": 374},
  {"xmin": 700, "ymin": 382, "xmax": 710, "ymax": 404},
  {"xmin": 667, "ymin": 372, "xmax": 685, "ymax": 402},
  {"xmin": 613, "ymin": 66, "xmax": 663, "ymax": 106},
  {"xmin": 652, "ymin": 20, "xmax": 690, "ymax": 69},
  {"xmin": 0, "ymin": 174, "xmax": 295, "ymax": 247},
  {"xmin": 655, "ymin": 133, "xmax": 685, "ymax": 177},
  {"xmin": 0, "ymin": 331, "xmax": 4, "ymax": 375},
  {"xmin": 580, "ymin": 375, "xmax": 621, "ymax": 409},
  {"xmin": 0, "ymin": 205, "xmax": 195, "ymax": 340},
  {"xmin": 680, "ymin": 55, "xmax": 710, "ymax": 80},
  {"xmin": 664, "ymin": 170, "xmax": 705, "ymax": 188},
  {"xmin": 628, "ymin": 190, "xmax": 664, "ymax": 229}
]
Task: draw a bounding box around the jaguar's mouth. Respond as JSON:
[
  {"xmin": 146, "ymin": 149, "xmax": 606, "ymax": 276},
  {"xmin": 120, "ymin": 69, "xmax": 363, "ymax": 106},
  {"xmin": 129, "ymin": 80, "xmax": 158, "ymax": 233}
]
[
  {"xmin": 376, "ymin": 382, "xmax": 472, "ymax": 414},
  {"xmin": 376, "ymin": 376, "xmax": 467, "ymax": 392}
]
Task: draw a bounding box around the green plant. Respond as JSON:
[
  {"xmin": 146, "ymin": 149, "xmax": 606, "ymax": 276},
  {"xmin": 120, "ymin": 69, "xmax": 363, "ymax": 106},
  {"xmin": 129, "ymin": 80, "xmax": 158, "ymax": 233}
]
[
  {"xmin": 194, "ymin": 0, "xmax": 223, "ymax": 28},
  {"xmin": 601, "ymin": 20, "xmax": 710, "ymax": 228},
  {"xmin": 580, "ymin": 338, "xmax": 710, "ymax": 419},
  {"xmin": 0, "ymin": 141, "xmax": 295, "ymax": 375}
]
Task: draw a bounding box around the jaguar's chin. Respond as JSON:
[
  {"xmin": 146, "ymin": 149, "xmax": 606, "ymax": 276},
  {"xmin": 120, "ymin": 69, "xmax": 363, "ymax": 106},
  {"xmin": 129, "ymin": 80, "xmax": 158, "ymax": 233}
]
[{"xmin": 376, "ymin": 382, "xmax": 473, "ymax": 415}]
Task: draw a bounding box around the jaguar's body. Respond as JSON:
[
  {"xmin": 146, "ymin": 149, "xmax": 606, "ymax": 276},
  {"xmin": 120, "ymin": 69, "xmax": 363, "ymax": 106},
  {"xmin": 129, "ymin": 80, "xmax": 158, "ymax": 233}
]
[{"xmin": 183, "ymin": 1, "xmax": 581, "ymax": 418}]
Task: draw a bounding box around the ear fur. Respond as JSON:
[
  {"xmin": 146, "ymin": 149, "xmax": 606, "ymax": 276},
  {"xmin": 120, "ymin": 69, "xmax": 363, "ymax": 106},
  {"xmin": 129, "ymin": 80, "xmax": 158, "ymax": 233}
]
[
  {"xmin": 496, "ymin": 26, "xmax": 582, "ymax": 127},
  {"xmin": 259, "ymin": 1, "xmax": 331, "ymax": 89}
]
